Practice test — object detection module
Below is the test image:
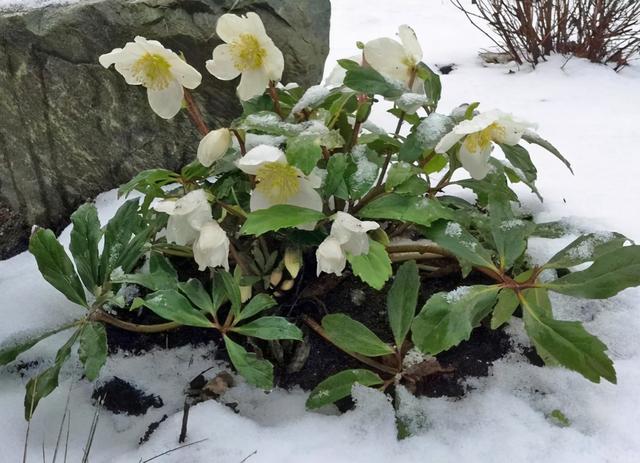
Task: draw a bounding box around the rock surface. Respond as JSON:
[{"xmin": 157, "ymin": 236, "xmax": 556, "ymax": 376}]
[{"xmin": 0, "ymin": 0, "xmax": 330, "ymax": 258}]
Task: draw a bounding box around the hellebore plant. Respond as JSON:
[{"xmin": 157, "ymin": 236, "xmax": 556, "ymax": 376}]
[{"xmin": 3, "ymin": 12, "xmax": 640, "ymax": 422}]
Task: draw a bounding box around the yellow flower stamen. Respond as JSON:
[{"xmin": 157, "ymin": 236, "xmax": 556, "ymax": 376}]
[
  {"xmin": 255, "ymin": 162, "xmax": 300, "ymax": 203},
  {"xmin": 230, "ymin": 34, "xmax": 266, "ymax": 71},
  {"xmin": 131, "ymin": 53, "xmax": 173, "ymax": 90},
  {"xmin": 463, "ymin": 123, "xmax": 502, "ymax": 154}
]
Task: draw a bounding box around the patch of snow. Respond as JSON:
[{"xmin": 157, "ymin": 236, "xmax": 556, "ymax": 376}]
[
  {"xmin": 444, "ymin": 222, "xmax": 462, "ymax": 237},
  {"xmin": 291, "ymin": 85, "xmax": 331, "ymax": 114},
  {"xmin": 2, "ymin": 0, "xmax": 640, "ymax": 461},
  {"xmin": 445, "ymin": 286, "xmax": 471, "ymax": 303}
]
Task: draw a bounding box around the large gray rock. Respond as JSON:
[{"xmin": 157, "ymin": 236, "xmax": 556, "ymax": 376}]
[{"xmin": 0, "ymin": 0, "xmax": 330, "ymax": 258}]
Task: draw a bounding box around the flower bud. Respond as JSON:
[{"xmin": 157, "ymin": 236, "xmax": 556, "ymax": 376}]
[
  {"xmin": 197, "ymin": 128, "xmax": 231, "ymax": 167},
  {"xmin": 284, "ymin": 247, "xmax": 302, "ymax": 278}
]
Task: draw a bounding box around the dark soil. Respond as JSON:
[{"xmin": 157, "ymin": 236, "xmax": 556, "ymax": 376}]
[
  {"xmin": 93, "ymin": 377, "xmax": 163, "ymax": 415},
  {"xmin": 102, "ymin": 254, "xmax": 536, "ymax": 418},
  {"xmin": 276, "ymin": 270, "xmax": 514, "ymax": 399}
]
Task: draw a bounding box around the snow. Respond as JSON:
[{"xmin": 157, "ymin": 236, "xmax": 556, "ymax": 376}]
[{"xmin": 2, "ymin": 0, "xmax": 640, "ymax": 462}]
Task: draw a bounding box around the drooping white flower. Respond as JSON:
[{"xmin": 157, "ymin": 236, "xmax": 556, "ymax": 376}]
[
  {"xmin": 435, "ymin": 110, "xmax": 537, "ymax": 180},
  {"xmin": 99, "ymin": 36, "xmax": 202, "ymax": 119},
  {"xmin": 236, "ymin": 145, "xmax": 323, "ymax": 215},
  {"xmin": 197, "ymin": 128, "xmax": 232, "ymax": 167},
  {"xmin": 206, "ymin": 12, "xmax": 284, "ymax": 101},
  {"xmin": 193, "ymin": 221, "xmax": 230, "ymax": 271},
  {"xmin": 363, "ymin": 25, "xmax": 423, "ymax": 92},
  {"xmin": 331, "ymin": 212, "xmax": 380, "ymax": 256},
  {"xmin": 316, "ymin": 212, "xmax": 380, "ymax": 276},
  {"xmin": 316, "ymin": 236, "xmax": 347, "ymax": 276},
  {"xmin": 153, "ymin": 189, "xmax": 211, "ymax": 246}
]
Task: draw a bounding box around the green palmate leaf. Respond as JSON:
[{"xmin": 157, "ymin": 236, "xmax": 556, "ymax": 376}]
[
  {"xmin": 500, "ymin": 145, "xmax": 542, "ymax": 201},
  {"xmin": 412, "ymin": 285, "xmax": 500, "ymax": 355},
  {"xmin": 118, "ymin": 168, "xmax": 178, "ymax": 198},
  {"xmin": 387, "ymin": 261, "xmax": 420, "ymax": 346},
  {"xmin": 416, "ymin": 62, "xmax": 442, "ymax": 107},
  {"xmin": 25, "ymin": 329, "xmax": 80, "ymax": 420},
  {"xmin": 347, "ymin": 240, "xmax": 392, "ymax": 290},
  {"xmin": 385, "ymin": 163, "xmax": 419, "ymax": 191},
  {"xmin": 532, "ymin": 221, "xmax": 570, "ymax": 238},
  {"xmin": 29, "ymin": 229, "xmax": 88, "ymax": 308},
  {"xmin": 324, "ymin": 153, "xmax": 351, "ymax": 200},
  {"xmin": 488, "ymin": 193, "xmax": 535, "ymax": 270},
  {"xmin": 223, "ymin": 335, "xmax": 273, "ymax": 389},
  {"xmin": 490, "ymin": 289, "xmax": 520, "ymax": 329},
  {"xmin": 347, "ymin": 146, "xmax": 380, "ymax": 199},
  {"xmin": 399, "ymin": 113, "xmax": 454, "ymax": 162},
  {"xmin": 218, "ymin": 270, "xmax": 242, "ymax": 318},
  {"xmin": 340, "ymin": 60, "xmax": 404, "ymax": 98},
  {"xmin": 322, "ymin": 313, "xmax": 393, "ymax": 357},
  {"xmin": 286, "ymin": 134, "xmax": 323, "ymax": 175},
  {"xmin": 520, "ymin": 291, "xmax": 615, "ymax": 383},
  {"xmin": 358, "ymin": 194, "xmax": 455, "ymax": 228},
  {"xmin": 306, "ymin": 369, "xmax": 384, "ymax": 410},
  {"xmin": 0, "ymin": 322, "xmax": 78, "ymax": 366},
  {"xmin": 142, "ymin": 290, "xmax": 212, "ymax": 328},
  {"xmin": 423, "ymin": 220, "xmax": 497, "ymax": 271},
  {"xmin": 69, "ymin": 203, "xmax": 102, "ymax": 294},
  {"xmin": 78, "ymin": 322, "xmax": 107, "ymax": 381},
  {"xmin": 240, "ymin": 205, "xmax": 325, "ymax": 236},
  {"xmin": 522, "ymin": 131, "xmax": 573, "ymax": 174},
  {"xmin": 178, "ymin": 279, "xmax": 214, "ymax": 315},
  {"xmin": 544, "ymin": 232, "xmax": 629, "ymax": 269},
  {"xmin": 544, "ymin": 245, "xmax": 640, "ymax": 299},
  {"xmin": 111, "ymin": 253, "xmax": 178, "ymax": 291},
  {"xmin": 232, "ymin": 316, "xmax": 303, "ymax": 341},
  {"xmin": 236, "ymin": 293, "xmax": 277, "ymax": 323},
  {"xmin": 99, "ymin": 199, "xmax": 142, "ymax": 282}
]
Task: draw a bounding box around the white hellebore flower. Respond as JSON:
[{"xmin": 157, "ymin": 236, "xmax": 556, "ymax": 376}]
[
  {"xmin": 206, "ymin": 13, "xmax": 284, "ymax": 101},
  {"xmin": 193, "ymin": 221, "xmax": 230, "ymax": 271},
  {"xmin": 364, "ymin": 25, "xmax": 423, "ymax": 92},
  {"xmin": 197, "ymin": 128, "xmax": 232, "ymax": 167},
  {"xmin": 316, "ymin": 236, "xmax": 347, "ymax": 276},
  {"xmin": 316, "ymin": 212, "xmax": 380, "ymax": 276},
  {"xmin": 153, "ymin": 189, "xmax": 211, "ymax": 246},
  {"xmin": 331, "ymin": 212, "xmax": 380, "ymax": 255},
  {"xmin": 435, "ymin": 110, "xmax": 537, "ymax": 180},
  {"xmin": 99, "ymin": 36, "xmax": 202, "ymax": 119},
  {"xmin": 237, "ymin": 145, "xmax": 323, "ymax": 215}
]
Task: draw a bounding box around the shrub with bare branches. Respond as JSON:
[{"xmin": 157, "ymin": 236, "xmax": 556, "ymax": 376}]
[{"xmin": 451, "ymin": 0, "xmax": 640, "ymax": 70}]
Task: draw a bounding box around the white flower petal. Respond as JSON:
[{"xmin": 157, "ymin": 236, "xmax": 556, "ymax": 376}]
[
  {"xmin": 237, "ymin": 145, "xmax": 286, "ymax": 175},
  {"xmin": 316, "ymin": 236, "xmax": 347, "ymax": 276},
  {"xmin": 249, "ymin": 190, "xmax": 271, "ymax": 211},
  {"xmin": 152, "ymin": 199, "xmax": 177, "ymax": 214},
  {"xmin": 398, "ymin": 25, "xmax": 422, "ymax": 62},
  {"xmin": 454, "ymin": 110, "xmax": 502, "ymax": 135},
  {"xmin": 193, "ymin": 221, "xmax": 230, "ymax": 271},
  {"xmin": 166, "ymin": 215, "xmax": 200, "ymax": 246},
  {"xmin": 458, "ymin": 142, "xmax": 493, "ymax": 180},
  {"xmin": 147, "ymin": 80, "xmax": 184, "ymax": 119},
  {"xmin": 206, "ymin": 44, "xmax": 241, "ymax": 81},
  {"xmin": 167, "ymin": 55, "xmax": 202, "ymax": 89},
  {"xmin": 286, "ymin": 178, "xmax": 323, "ymax": 212},
  {"xmin": 216, "ymin": 12, "xmax": 266, "ymax": 43},
  {"xmin": 364, "ymin": 37, "xmax": 409, "ymax": 83},
  {"xmin": 197, "ymin": 128, "xmax": 232, "ymax": 167},
  {"xmin": 331, "ymin": 212, "xmax": 379, "ymax": 256},
  {"xmin": 262, "ymin": 40, "xmax": 284, "ymax": 81},
  {"xmin": 99, "ymin": 47, "xmax": 124, "ymax": 68},
  {"xmin": 435, "ymin": 130, "xmax": 465, "ymax": 153},
  {"xmin": 237, "ymin": 67, "xmax": 270, "ymax": 101},
  {"xmin": 172, "ymin": 189, "xmax": 210, "ymax": 216},
  {"xmin": 494, "ymin": 114, "xmax": 537, "ymax": 145}
]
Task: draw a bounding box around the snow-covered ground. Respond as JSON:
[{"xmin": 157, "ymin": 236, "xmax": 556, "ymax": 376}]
[{"xmin": 2, "ymin": 0, "xmax": 640, "ymax": 461}]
